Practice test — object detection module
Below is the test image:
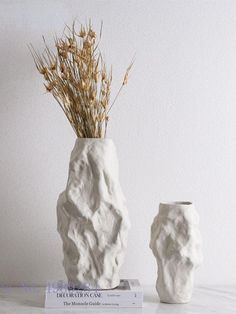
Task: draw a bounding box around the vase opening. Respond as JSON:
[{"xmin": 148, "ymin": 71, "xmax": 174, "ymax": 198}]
[{"xmin": 160, "ymin": 201, "xmax": 192, "ymax": 206}]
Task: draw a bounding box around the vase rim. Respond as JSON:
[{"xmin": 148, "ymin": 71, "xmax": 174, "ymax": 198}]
[
  {"xmin": 160, "ymin": 201, "xmax": 193, "ymax": 206},
  {"xmin": 76, "ymin": 137, "xmax": 112, "ymax": 140}
]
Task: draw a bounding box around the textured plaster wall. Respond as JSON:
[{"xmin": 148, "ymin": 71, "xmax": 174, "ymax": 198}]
[{"xmin": 0, "ymin": 0, "xmax": 235, "ymax": 286}]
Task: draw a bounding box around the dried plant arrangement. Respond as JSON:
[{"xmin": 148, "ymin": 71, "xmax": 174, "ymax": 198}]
[{"xmin": 30, "ymin": 21, "xmax": 133, "ymax": 138}]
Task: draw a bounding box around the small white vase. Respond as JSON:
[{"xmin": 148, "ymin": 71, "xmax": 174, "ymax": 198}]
[
  {"xmin": 150, "ymin": 202, "xmax": 203, "ymax": 303},
  {"xmin": 57, "ymin": 138, "xmax": 130, "ymax": 290}
]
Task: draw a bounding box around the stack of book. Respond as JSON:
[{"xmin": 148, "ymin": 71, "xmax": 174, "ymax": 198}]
[{"xmin": 45, "ymin": 279, "xmax": 143, "ymax": 308}]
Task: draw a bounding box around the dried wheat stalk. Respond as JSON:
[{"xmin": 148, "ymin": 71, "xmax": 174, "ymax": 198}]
[{"xmin": 29, "ymin": 21, "xmax": 133, "ymax": 138}]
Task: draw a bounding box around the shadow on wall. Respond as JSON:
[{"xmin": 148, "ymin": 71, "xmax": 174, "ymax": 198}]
[{"xmin": 0, "ymin": 29, "xmax": 68, "ymax": 286}]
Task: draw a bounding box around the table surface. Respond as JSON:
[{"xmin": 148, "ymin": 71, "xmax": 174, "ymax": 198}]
[{"xmin": 0, "ymin": 285, "xmax": 235, "ymax": 314}]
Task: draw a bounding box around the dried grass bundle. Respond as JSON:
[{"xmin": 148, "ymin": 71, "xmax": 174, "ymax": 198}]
[{"xmin": 30, "ymin": 21, "xmax": 133, "ymax": 138}]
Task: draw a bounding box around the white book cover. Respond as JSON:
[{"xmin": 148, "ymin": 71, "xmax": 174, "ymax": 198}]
[{"xmin": 45, "ymin": 279, "xmax": 143, "ymax": 308}]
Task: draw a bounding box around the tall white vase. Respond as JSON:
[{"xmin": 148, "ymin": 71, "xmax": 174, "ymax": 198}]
[
  {"xmin": 150, "ymin": 202, "xmax": 203, "ymax": 303},
  {"xmin": 57, "ymin": 138, "xmax": 130, "ymax": 290}
]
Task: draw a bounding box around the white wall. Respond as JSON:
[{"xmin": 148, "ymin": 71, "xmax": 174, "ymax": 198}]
[{"xmin": 0, "ymin": 0, "xmax": 235, "ymax": 286}]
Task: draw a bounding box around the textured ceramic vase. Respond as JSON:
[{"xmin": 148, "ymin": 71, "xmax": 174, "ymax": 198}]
[
  {"xmin": 57, "ymin": 138, "xmax": 130, "ymax": 290},
  {"xmin": 150, "ymin": 202, "xmax": 203, "ymax": 303}
]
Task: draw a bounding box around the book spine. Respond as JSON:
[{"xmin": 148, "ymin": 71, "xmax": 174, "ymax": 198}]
[
  {"xmin": 45, "ymin": 292, "xmax": 143, "ymax": 308},
  {"xmin": 46, "ymin": 299, "xmax": 143, "ymax": 308}
]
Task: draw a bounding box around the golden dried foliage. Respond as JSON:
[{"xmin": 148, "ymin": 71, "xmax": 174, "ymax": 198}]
[{"xmin": 29, "ymin": 21, "xmax": 133, "ymax": 138}]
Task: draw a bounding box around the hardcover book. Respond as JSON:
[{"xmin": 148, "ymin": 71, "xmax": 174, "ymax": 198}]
[{"xmin": 45, "ymin": 279, "xmax": 143, "ymax": 308}]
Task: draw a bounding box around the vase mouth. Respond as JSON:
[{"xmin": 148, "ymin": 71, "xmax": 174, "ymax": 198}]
[
  {"xmin": 160, "ymin": 201, "xmax": 193, "ymax": 206},
  {"xmin": 76, "ymin": 137, "xmax": 112, "ymax": 140}
]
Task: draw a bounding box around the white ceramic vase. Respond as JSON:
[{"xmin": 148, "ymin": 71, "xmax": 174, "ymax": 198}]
[
  {"xmin": 150, "ymin": 202, "xmax": 203, "ymax": 303},
  {"xmin": 57, "ymin": 138, "xmax": 130, "ymax": 290}
]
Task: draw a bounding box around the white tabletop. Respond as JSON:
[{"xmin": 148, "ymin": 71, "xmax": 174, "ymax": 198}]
[{"xmin": 0, "ymin": 285, "xmax": 235, "ymax": 314}]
